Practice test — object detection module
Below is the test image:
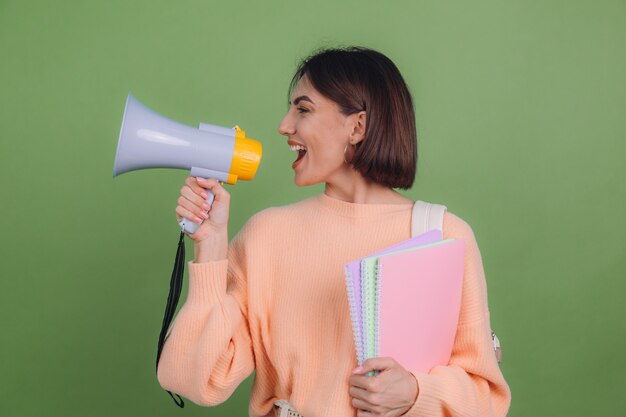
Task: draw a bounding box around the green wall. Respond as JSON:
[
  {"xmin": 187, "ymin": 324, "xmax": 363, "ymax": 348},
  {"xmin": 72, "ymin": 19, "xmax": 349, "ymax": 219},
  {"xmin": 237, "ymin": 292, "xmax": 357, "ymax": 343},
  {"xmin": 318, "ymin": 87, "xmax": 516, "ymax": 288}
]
[{"xmin": 1, "ymin": 0, "xmax": 625, "ymax": 416}]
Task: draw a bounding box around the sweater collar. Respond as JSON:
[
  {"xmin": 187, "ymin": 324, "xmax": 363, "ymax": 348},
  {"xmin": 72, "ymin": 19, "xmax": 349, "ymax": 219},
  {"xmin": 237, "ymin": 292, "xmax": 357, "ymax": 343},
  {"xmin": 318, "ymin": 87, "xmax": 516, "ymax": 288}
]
[{"xmin": 313, "ymin": 192, "xmax": 414, "ymax": 218}]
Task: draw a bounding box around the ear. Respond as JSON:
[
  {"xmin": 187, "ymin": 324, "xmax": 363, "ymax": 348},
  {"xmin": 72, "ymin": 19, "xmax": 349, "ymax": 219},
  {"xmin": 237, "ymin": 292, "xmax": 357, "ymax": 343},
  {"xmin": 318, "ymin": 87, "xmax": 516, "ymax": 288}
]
[{"xmin": 349, "ymin": 111, "xmax": 367, "ymax": 145}]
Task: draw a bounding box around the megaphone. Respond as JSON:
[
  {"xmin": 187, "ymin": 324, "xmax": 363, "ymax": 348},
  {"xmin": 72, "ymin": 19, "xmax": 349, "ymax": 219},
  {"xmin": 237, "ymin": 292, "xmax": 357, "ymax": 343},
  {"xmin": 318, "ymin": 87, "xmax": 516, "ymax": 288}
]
[{"xmin": 114, "ymin": 93, "xmax": 262, "ymax": 234}]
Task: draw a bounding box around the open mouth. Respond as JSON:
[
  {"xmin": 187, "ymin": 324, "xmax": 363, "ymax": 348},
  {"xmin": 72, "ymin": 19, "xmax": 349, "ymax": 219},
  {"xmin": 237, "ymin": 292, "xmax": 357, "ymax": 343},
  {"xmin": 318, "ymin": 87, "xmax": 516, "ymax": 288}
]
[{"xmin": 290, "ymin": 144, "xmax": 308, "ymax": 165}]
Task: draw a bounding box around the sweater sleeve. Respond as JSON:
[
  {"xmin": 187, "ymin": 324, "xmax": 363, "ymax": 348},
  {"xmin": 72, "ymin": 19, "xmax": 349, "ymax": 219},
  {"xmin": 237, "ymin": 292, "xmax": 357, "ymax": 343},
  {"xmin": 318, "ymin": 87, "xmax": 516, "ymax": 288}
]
[
  {"xmin": 404, "ymin": 212, "xmax": 511, "ymax": 417},
  {"xmin": 156, "ymin": 231, "xmax": 255, "ymax": 406}
]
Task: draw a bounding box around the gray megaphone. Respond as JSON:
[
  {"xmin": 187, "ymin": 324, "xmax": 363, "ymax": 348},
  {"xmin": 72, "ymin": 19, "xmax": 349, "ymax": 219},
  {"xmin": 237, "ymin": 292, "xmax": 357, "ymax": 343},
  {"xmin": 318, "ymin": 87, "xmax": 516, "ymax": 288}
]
[{"xmin": 113, "ymin": 93, "xmax": 262, "ymax": 234}]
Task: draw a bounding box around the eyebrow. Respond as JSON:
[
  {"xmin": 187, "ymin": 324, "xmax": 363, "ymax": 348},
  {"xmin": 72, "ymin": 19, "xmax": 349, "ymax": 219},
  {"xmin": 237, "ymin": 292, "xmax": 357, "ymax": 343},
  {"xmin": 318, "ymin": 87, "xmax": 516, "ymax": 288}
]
[{"xmin": 290, "ymin": 95, "xmax": 314, "ymax": 106}]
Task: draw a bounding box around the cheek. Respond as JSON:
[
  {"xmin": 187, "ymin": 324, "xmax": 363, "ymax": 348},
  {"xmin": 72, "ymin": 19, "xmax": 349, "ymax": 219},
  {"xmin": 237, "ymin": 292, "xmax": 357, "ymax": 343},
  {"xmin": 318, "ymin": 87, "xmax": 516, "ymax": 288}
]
[
  {"xmin": 299, "ymin": 114, "xmax": 350, "ymax": 170},
  {"xmin": 308, "ymin": 128, "xmax": 346, "ymax": 162},
  {"xmin": 307, "ymin": 143, "xmax": 344, "ymax": 170}
]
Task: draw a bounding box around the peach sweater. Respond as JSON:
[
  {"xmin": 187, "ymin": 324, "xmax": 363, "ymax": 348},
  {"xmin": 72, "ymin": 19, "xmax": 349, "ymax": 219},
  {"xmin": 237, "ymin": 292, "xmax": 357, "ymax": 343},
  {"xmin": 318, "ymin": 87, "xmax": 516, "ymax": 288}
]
[{"xmin": 157, "ymin": 194, "xmax": 511, "ymax": 416}]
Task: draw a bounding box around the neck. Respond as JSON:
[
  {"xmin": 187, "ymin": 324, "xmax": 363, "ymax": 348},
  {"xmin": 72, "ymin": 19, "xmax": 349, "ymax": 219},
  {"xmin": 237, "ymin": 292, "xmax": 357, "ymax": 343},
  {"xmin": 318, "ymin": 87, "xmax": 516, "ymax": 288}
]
[{"xmin": 324, "ymin": 169, "xmax": 412, "ymax": 204}]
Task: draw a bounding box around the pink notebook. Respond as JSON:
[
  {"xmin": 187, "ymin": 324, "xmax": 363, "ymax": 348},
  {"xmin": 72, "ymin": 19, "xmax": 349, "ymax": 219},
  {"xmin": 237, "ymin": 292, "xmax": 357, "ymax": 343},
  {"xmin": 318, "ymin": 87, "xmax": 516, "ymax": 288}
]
[
  {"xmin": 344, "ymin": 230, "xmax": 442, "ymax": 365},
  {"xmin": 377, "ymin": 239, "xmax": 465, "ymax": 373}
]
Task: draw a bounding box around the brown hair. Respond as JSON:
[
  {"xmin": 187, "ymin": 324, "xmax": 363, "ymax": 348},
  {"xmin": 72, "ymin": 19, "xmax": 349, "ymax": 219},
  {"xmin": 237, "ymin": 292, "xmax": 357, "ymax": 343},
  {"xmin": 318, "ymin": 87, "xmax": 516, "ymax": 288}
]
[{"xmin": 290, "ymin": 47, "xmax": 417, "ymax": 189}]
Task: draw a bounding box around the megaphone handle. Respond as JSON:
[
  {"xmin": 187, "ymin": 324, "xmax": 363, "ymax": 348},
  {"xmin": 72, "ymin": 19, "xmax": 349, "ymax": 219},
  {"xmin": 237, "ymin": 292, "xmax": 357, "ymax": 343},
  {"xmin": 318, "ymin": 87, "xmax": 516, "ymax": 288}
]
[{"xmin": 178, "ymin": 189, "xmax": 215, "ymax": 234}]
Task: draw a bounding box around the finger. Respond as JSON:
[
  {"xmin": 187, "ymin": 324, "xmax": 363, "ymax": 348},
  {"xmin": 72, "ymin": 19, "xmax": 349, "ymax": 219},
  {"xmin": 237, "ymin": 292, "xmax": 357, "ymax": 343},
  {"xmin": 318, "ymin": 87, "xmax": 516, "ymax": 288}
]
[
  {"xmin": 180, "ymin": 177, "xmax": 212, "ymax": 216},
  {"xmin": 349, "ymin": 384, "xmax": 369, "ymax": 401},
  {"xmin": 351, "ymin": 397, "xmax": 375, "ymax": 413},
  {"xmin": 177, "ymin": 195, "xmax": 209, "ymax": 221},
  {"xmin": 175, "ymin": 205, "xmax": 204, "ymax": 224},
  {"xmin": 355, "ymin": 357, "xmax": 397, "ymax": 375},
  {"xmin": 196, "ymin": 177, "xmax": 230, "ymax": 203},
  {"xmin": 185, "ymin": 176, "xmax": 209, "ymax": 197},
  {"xmin": 357, "ymin": 410, "xmax": 373, "ymax": 417},
  {"xmin": 180, "ymin": 185, "xmax": 212, "ymax": 211},
  {"xmin": 350, "ymin": 374, "xmax": 377, "ymax": 391}
]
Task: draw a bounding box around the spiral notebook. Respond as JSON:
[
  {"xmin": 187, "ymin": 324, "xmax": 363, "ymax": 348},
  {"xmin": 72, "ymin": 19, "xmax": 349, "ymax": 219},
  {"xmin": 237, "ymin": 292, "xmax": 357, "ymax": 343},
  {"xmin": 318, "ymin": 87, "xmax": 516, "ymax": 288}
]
[
  {"xmin": 343, "ymin": 230, "xmax": 442, "ymax": 365},
  {"xmin": 344, "ymin": 233, "xmax": 465, "ymax": 373}
]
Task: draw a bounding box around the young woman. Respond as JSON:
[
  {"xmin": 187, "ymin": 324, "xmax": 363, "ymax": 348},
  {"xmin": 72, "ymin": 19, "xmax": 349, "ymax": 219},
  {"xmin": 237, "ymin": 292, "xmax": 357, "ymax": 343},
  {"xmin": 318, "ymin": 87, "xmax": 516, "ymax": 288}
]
[{"xmin": 158, "ymin": 47, "xmax": 511, "ymax": 417}]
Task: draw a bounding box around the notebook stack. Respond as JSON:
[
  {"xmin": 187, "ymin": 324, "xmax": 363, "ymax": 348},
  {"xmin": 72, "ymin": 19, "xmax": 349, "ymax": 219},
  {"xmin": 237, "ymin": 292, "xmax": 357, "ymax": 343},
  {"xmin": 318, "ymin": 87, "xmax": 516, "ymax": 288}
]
[{"xmin": 344, "ymin": 230, "xmax": 466, "ymax": 374}]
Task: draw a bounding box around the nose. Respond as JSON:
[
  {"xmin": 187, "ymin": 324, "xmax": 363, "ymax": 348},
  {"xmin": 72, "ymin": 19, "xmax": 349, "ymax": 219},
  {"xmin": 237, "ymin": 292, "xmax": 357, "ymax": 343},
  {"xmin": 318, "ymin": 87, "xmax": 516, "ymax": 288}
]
[{"xmin": 278, "ymin": 110, "xmax": 295, "ymax": 137}]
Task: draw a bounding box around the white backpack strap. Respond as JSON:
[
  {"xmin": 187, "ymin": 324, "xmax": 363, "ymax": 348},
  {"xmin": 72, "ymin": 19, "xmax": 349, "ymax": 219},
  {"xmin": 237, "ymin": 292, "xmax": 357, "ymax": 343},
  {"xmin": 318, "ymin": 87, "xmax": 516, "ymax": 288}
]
[
  {"xmin": 412, "ymin": 201, "xmax": 503, "ymax": 362},
  {"xmin": 411, "ymin": 200, "xmax": 447, "ymax": 237}
]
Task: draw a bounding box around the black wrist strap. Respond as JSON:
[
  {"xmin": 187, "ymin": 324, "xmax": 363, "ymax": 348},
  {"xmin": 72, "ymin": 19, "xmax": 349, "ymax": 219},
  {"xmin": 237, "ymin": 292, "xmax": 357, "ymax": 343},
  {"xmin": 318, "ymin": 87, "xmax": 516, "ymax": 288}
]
[{"xmin": 156, "ymin": 231, "xmax": 186, "ymax": 408}]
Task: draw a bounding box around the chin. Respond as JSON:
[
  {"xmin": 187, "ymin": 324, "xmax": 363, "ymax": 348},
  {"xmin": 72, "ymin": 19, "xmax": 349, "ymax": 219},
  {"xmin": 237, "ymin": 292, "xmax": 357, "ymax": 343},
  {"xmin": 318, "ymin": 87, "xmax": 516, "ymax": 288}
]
[
  {"xmin": 294, "ymin": 177, "xmax": 311, "ymax": 187},
  {"xmin": 294, "ymin": 173, "xmax": 322, "ymax": 187}
]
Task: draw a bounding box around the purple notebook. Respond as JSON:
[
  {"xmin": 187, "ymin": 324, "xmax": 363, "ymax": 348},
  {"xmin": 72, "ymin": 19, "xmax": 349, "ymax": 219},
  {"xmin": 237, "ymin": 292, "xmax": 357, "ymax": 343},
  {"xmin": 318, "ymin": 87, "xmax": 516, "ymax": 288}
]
[{"xmin": 344, "ymin": 229, "xmax": 442, "ymax": 364}]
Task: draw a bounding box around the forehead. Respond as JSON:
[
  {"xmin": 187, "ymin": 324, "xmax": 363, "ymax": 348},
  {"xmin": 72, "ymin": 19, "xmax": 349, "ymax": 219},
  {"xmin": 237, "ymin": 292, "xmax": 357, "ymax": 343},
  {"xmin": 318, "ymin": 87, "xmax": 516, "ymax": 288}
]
[
  {"xmin": 290, "ymin": 76, "xmax": 316, "ymax": 99},
  {"xmin": 290, "ymin": 76, "xmax": 337, "ymax": 110}
]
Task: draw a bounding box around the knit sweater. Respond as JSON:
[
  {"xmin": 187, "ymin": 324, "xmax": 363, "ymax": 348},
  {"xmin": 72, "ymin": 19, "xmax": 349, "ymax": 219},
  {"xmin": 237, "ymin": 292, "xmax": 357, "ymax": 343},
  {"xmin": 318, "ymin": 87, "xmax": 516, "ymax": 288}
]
[{"xmin": 157, "ymin": 193, "xmax": 511, "ymax": 416}]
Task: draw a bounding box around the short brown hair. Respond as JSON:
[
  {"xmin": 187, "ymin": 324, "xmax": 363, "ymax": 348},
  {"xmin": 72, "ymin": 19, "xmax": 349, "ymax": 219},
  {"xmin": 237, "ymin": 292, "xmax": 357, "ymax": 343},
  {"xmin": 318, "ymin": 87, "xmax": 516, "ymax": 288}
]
[{"xmin": 290, "ymin": 47, "xmax": 417, "ymax": 189}]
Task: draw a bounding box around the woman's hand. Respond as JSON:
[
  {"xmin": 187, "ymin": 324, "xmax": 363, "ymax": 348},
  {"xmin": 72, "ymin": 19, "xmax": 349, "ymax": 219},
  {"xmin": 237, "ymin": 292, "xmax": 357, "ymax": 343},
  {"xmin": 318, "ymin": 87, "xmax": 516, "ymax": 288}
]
[
  {"xmin": 349, "ymin": 357, "xmax": 419, "ymax": 417},
  {"xmin": 175, "ymin": 176, "xmax": 230, "ymax": 261}
]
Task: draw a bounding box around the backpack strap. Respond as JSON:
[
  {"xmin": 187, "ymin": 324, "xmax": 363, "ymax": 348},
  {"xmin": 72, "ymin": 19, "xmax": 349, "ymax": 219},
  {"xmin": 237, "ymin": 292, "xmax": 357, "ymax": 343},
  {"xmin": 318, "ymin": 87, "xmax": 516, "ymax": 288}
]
[
  {"xmin": 412, "ymin": 200, "xmax": 504, "ymax": 363},
  {"xmin": 411, "ymin": 200, "xmax": 447, "ymax": 237}
]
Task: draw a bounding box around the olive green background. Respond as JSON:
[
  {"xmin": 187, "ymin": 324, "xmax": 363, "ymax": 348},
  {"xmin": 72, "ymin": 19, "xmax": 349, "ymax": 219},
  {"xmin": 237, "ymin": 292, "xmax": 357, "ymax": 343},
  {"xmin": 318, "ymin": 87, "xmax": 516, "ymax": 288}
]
[{"xmin": 1, "ymin": 0, "xmax": 624, "ymax": 416}]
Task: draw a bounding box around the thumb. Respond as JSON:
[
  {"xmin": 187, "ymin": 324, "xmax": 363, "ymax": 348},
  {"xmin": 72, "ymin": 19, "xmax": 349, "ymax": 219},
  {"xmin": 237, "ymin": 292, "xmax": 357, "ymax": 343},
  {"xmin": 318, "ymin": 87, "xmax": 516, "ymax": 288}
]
[{"xmin": 353, "ymin": 357, "xmax": 397, "ymax": 375}]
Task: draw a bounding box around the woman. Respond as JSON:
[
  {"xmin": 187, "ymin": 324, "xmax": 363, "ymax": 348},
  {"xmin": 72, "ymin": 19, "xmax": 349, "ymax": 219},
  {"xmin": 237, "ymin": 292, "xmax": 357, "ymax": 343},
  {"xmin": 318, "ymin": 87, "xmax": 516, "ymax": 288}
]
[{"xmin": 158, "ymin": 47, "xmax": 511, "ymax": 417}]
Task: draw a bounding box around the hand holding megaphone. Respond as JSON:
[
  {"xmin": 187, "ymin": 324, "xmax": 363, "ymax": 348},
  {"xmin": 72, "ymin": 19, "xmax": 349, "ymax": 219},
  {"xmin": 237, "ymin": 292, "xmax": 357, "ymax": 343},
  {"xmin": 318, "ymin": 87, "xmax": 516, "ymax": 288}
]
[
  {"xmin": 113, "ymin": 93, "xmax": 262, "ymax": 234},
  {"xmin": 175, "ymin": 176, "xmax": 231, "ymax": 241}
]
